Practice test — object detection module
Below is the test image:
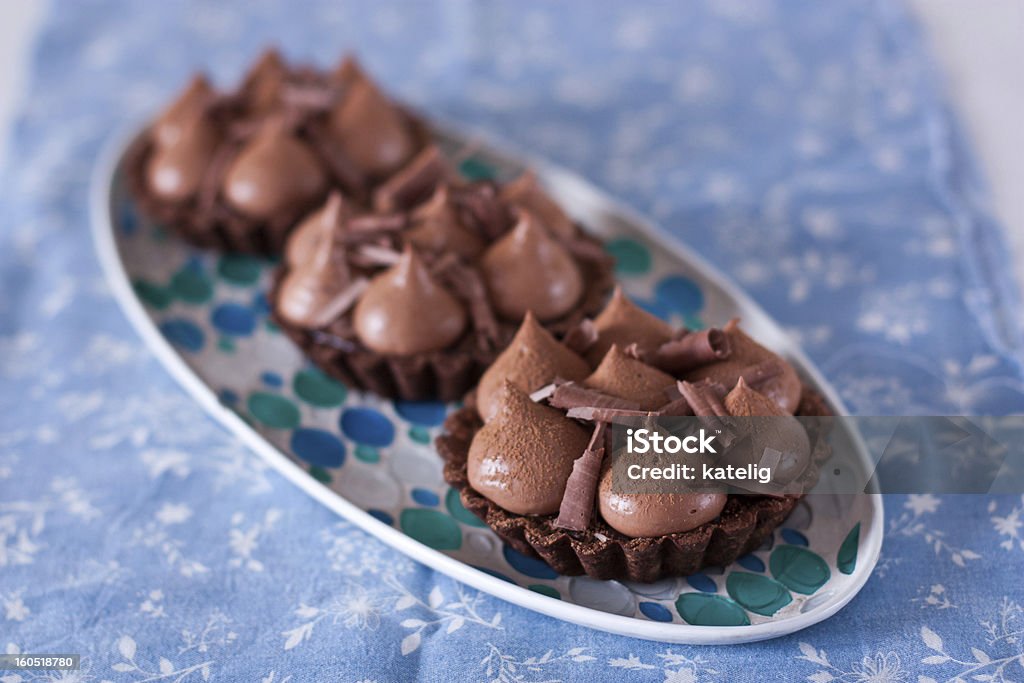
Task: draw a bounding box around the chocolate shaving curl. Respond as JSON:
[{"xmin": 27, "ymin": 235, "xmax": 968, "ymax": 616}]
[
  {"xmin": 308, "ymin": 277, "xmax": 369, "ymax": 329},
  {"xmin": 562, "ymin": 319, "xmax": 598, "ymax": 355},
  {"xmin": 548, "ymin": 382, "xmax": 642, "ymax": 412},
  {"xmin": 373, "ymin": 147, "xmax": 451, "ymax": 212},
  {"xmin": 452, "ymin": 183, "xmax": 511, "ymax": 240},
  {"xmin": 435, "ymin": 260, "xmax": 500, "ymax": 350},
  {"xmin": 677, "ymin": 380, "xmax": 729, "ymax": 418},
  {"xmin": 344, "ymin": 213, "xmax": 407, "ymax": 239},
  {"xmin": 566, "ymin": 406, "xmax": 655, "ymax": 422},
  {"xmin": 737, "ymin": 359, "xmax": 783, "ymax": 388},
  {"xmin": 555, "ymin": 423, "xmax": 607, "ymax": 531},
  {"xmin": 652, "ymin": 328, "xmax": 731, "ymax": 373},
  {"xmin": 351, "ymin": 244, "xmax": 402, "ymax": 268}
]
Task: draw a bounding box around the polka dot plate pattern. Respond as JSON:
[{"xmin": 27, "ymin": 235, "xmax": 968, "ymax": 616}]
[{"xmin": 92, "ymin": 124, "xmax": 882, "ymax": 644}]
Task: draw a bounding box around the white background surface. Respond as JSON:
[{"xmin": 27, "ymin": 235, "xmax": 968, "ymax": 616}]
[{"xmin": 0, "ymin": 1, "xmax": 1020, "ymax": 291}]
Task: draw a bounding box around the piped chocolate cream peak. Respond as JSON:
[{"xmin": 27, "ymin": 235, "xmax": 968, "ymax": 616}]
[
  {"xmin": 276, "ymin": 196, "xmax": 359, "ymax": 330},
  {"xmin": 586, "ymin": 286, "xmax": 674, "ymax": 365},
  {"xmin": 468, "ymin": 381, "xmax": 591, "ymax": 516},
  {"xmin": 723, "ymin": 377, "xmax": 811, "ymax": 485},
  {"xmin": 684, "ymin": 319, "xmax": 802, "ymax": 414},
  {"xmin": 145, "ymin": 114, "xmax": 221, "ymax": 203},
  {"xmin": 152, "ymin": 74, "xmax": 215, "ymax": 148},
  {"xmin": 285, "ymin": 192, "xmax": 347, "ymax": 269},
  {"xmin": 584, "ymin": 345, "xmax": 676, "ymax": 411},
  {"xmin": 222, "ymin": 118, "xmax": 328, "ymax": 220},
  {"xmin": 406, "ymin": 186, "xmax": 484, "ymax": 260},
  {"xmin": 499, "ymin": 171, "xmax": 576, "ymax": 240},
  {"xmin": 352, "ymin": 246, "xmax": 467, "ymax": 355},
  {"xmin": 476, "ymin": 311, "xmax": 590, "ymax": 422},
  {"xmin": 328, "ymin": 76, "xmax": 417, "ymax": 179},
  {"xmin": 480, "ymin": 210, "xmax": 583, "ymax": 322},
  {"xmin": 597, "ymin": 467, "xmax": 728, "ymax": 538},
  {"xmin": 240, "ymin": 48, "xmax": 288, "ymax": 116}
]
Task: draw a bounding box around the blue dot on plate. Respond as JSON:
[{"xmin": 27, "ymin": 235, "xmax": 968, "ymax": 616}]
[
  {"xmin": 781, "ymin": 529, "xmax": 809, "ymax": 546},
  {"xmin": 120, "ymin": 203, "xmax": 137, "ymax": 235},
  {"xmin": 636, "ymin": 296, "xmax": 673, "ymax": 322},
  {"xmin": 218, "ymin": 389, "xmax": 238, "ymax": 406},
  {"xmin": 502, "ymin": 545, "xmax": 557, "ymax": 580},
  {"xmin": 340, "ymin": 407, "xmax": 395, "ymax": 447},
  {"xmin": 655, "ymin": 276, "xmax": 704, "ymax": 315},
  {"xmin": 159, "ymin": 319, "xmax": 204, "ymax": 352},
  {"xmin": 472, "ymin": 566, "xmax": 516, "ymax": 583},
  {"xmin": 211, "ymin": 303, "xmax": 256, "ymax": 336},
  {"xmin": 367, "ymin": 509, "xmax": 393, "ymax": 526},
  {"xmin": 737, "ymin": 554, "xmax": 766, "ymax": 572},
  {"xmin": 393, "ymin": 401, "xmax": 447, "ymax": 426},
  {"xmin": 686, "ymin": 573, "xmax": 717, "ymax": 593},
  {"xmin": 290, "ymin": 428, "xmax": 346, "ymax": 468},
  {"xmin": 260, "ymin": 371, "xmax": 283, "ymax": 388},
  {"xmin": 411, "ymin": 488, "xmax": 439, "ymax": 507},
  {"xmin": 639, "ymin": 602, "xmax": 673, "ymax": 622}
]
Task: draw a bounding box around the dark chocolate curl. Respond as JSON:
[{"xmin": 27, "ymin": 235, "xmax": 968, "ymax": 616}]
[
  {"xmin": 307, "ymin": 277, "xmax": 369, "ymax": 328},
  {"xmin": 344, "ymin": 213, "xmax": 407, "ymax": 239},
  {"xmin": 548, "ymin": 382, "xmax": 642, "ymax": 412},
  {"xmin": 562, "ymin": 318, "xmax": 598, "ymax": 355},
  {"xmin": 737, "ymin": 359, "xmax": 784, "ymax": 388},
  {"xmin": 657, "ymin": 396, "xmax": 694, "ymax": 416},
  {"xmin": 352, "ymin": 244, "xmax": 402, "ymax": 267},
  {"xmin": 453, "ymin": 183, "xmax": 510, "ymax": 240},
  {"xmin": 529, "ymin": 383, "xmax": 557, "ymax": 402},
  {"xmin": 653, "ymin": 328, "xmax": 731, "ymax": 373},
  {"xmin": 436, "ymin": 261, "xmax": 500, "ymax": 350},
  {"xmin": 555, "ymin": 423, "xmax": 607, "ymax": 531},
  {"xmin": 372, "ymin": 147, "xmax": 450, "ymax": 212},
  {"xmin": 566, "ymin": 406, "xmax": 655, "ymax": 422}
]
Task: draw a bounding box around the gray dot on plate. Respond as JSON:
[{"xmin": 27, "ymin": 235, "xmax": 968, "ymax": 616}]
[
  {"xmin": 801, "ymin": 590, "xmax": 836, "ymax": 613},
  {"xmin": 568, "ymin": 577, "xmax": 636, "ymax": 616},
  {"xmin": 623, "ymin": 577, "xmax": 681, "ymax": 599}
]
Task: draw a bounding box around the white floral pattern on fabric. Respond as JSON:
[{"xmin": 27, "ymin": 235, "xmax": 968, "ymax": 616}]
[{"xmin": 1, "ymin": 0, "xmax": 1022, "ymax": 680}]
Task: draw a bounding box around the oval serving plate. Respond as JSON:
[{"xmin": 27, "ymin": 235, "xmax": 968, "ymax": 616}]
[{"xmin": 91, "ymin": 122, "xmax": 882, "ymax": 645}]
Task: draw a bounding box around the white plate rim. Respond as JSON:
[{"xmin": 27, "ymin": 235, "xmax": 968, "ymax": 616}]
[{"xmin": 90, "ymin": 122, "xmax": 884, "ymax": 645}]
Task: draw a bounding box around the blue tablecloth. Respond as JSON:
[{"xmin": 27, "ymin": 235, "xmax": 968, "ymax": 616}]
[{"xmin": 2, "ymin": 1, "xmax": 1023, "ymax": 681}]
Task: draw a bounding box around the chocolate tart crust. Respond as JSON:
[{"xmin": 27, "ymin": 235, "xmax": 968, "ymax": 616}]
[{"xmin": 436, "ymin": 384, "xmax": 833, "ymax": 582}]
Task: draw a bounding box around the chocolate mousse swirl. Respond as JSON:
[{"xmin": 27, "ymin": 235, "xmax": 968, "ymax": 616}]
[{"xmin": 437, "ymin": 290, "xmax": 832, "ymax": 582}]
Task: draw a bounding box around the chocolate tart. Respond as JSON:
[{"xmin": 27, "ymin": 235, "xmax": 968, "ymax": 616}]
[
  {"xmin": 438, "ymin": 385, "xmax": 830, "ymax": 582},
  {"xmin": 270, "ymin": 180, "xmax": 615, "ymax": 402},
  {"xmin": 436, "ymin": 293, "xmax": 832, "ymax": 582},
  {"xmin": 125, "ymin": 50, "xmax": 432, "ymax": 254}
]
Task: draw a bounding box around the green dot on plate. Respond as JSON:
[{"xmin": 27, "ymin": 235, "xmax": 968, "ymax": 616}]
[
  {"xmin": 170, "ymin": 266, "xmax": 213, "ymax": 304},
  {"xmin": 293, "ymin": 369, "xmax": 347, "ymax": 408},
  {"xmin": 837, "ymin": 522, "xmax": 860, "ymax": 575},
  {"xmin": 445, "ymin": 487, "xmax": 486, "ymax": 527},
  {"xmin": 606, "ymin": 238, "xmax": 652, "ymax": 276},
  {"xmin": 458, "ymin": 157, "xmax": 497, "ymax": 181},
  {"xmin": 409, "ymin": 426, "xmax": 431, "ymax": 444},
  {"xmin": 133, "ymin": 280, "xmax": 172, "ymax": 309},
  {"xmin": 354, "ymin": 445, "xmax": 379, "ymax": 463},
  {"xmin": 528, "ymin": 585, "xmax": 560, "ymax": 600},
  {"xmin": 247, "ymin": 392, "xmax": 300, "ymax": 429},
  {"xmin": 218, "ymin": 338, "xmax": 235, "ymax": 353},
  {"xmin": 217, "ymin": 253, "xmax": 264, "ymax": 285},
  {"xmin": 683, "ymin": 314, "xmax": 705, "ymax": 330},
  {"xmin": 675, "ymin": 593, "xmax": 750, "ymax": 626},
  {"xmin": 770, "ymin": 545, "xmax": 831, "ymax": 594},
  {"xmin": 265, "ymin": 320, "xmax": 280, "ymax": 333},
  {"xmin": 309, "ymin": 465, "xmax": 331, "ymax": 484},
  {"xmin": 726, "ymin": 572, "xmax": 792, "ymax": 616},
  {"xmin": 400, "ymin": 508, "xmax": 462, "ymax": 550}
]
